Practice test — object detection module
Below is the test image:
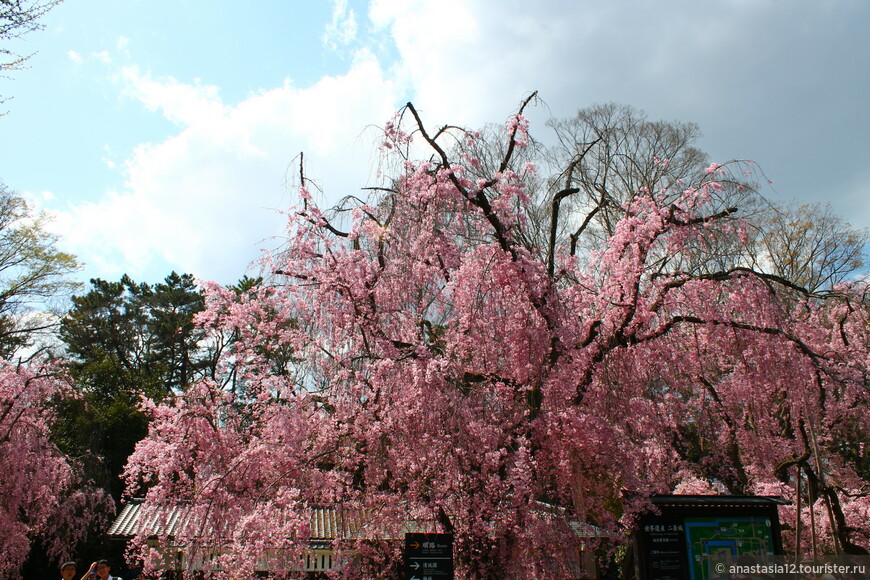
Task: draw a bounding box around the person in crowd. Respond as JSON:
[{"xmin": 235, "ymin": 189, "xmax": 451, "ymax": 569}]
[
  {"xmin": 81, "ymin": 559, "xmax": 121, "ymax": 580},
  {"xmin": 60, "ymin": 561, "xmax": 77, "ymax": 580}
]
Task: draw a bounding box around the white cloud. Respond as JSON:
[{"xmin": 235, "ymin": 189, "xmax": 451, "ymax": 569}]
[
  {"xmin": 49, "ymin": 54, "xmax": 398, "ymax": 284},
  {"xmin": 323, "ymin": 0, "xmax": 359, "ymax": 50},
  {"xmin": 119, "ymin": 66, "xmax": 227, "ymax": 127},
  {"xmin": 24, "ymin": 190, "xmax": 56, "ymax": 204},
  {"xmin": 44, "ymin": 0, "xmax": 870, "ymax": 284},
  {"xmin": 92, "ymin": 50, "xmax": 112, "ymax": 65},
  {"xmin": 67, "ymin": 50, "xmax": 83, "ymax": 65},
  {"xmin": 101, "ymin": 144, "xmax": 117, "ymax": 169},
  {"xmin": 366, "ymin": 0, "xmax": 870, "ymax": 230}
]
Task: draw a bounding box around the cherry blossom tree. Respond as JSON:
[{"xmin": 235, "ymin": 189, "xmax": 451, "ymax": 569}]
[
  {"xmin": 0, "ymin": 359, "xmax": 111, "ymax": 578},
  {"xmin": 123, "ymin": 96, "xmax": 870, "ymax": 578}
]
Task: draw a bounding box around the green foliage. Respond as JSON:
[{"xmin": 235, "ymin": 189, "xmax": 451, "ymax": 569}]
[
  {"xmin": 228, "ymin": 274, "xmax": 263, "ymax": 295},
  {"xmin": 0, "ymin": 182, "xmax": 81, "ymax": 358},
  {"xmin": 61, "ymin": 272, "xmax": 209, "ymax": 398},
  {"xmin": 56, "ymin": 272, "xmax": 211, "ymax": 499}
]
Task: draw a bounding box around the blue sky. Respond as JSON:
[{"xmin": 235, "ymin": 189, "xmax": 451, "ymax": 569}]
[{"xmin": 1, "ymin": 0, "xmax": 868, "ymax": 286}]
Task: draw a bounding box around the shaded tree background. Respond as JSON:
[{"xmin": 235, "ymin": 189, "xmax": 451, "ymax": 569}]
[{"xmin": 54, "ymin": 272, "xmax": 212, "ymax": 501}]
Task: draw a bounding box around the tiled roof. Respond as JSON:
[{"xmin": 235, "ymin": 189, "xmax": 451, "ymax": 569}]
[
  {"xmin": 108, "ymin": 500, "xmax": 435, "ymax": 541},
  {"xmin": 108, "ymin": 501, "xmax": 191, "ymax": 537},
  {"xmin": 109, "ymin": 500, "xmax": 343, "ymax": 540},
  {"xmin": 109, "ymin": 499, "xmax": 603, "ymax": 542},
  {"xmin": 310, "ymin": 505, "xmax": 339, "ymax": 540},
  {"xmin": 648, "ymin": 494, "xmax": 789, "ymax": 507}
]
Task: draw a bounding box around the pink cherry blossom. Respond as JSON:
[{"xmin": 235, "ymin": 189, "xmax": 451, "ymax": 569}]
[
  {"xmin": 0, "ymin": 360, "xmax": 111, "ymax": 577},
  {"xmin": 123, "ymin": 101, "xmax": 870, "ymax": 577}
]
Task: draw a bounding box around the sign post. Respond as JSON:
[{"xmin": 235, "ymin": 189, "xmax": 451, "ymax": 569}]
[
  {"xmin": 634, "ymin": 495, "xmax": 787, "ymax": 580},
  {"xmin": 404, "ymin": 532, "xmax": 453, "ymax": 580}
]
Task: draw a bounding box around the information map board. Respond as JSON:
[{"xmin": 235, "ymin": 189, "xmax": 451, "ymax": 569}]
[{"xmin": 634, "ymin": 495, "xmax": 786, "ymax": 580}]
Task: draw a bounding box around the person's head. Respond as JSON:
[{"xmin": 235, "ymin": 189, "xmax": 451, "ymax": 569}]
[
  {"xmin": 60, "ymin": 562, "xmax": 76, "ymax": 580},
  {"xmin": 94, "ymin": 560, "xmax": 111, "ymax": 580}
]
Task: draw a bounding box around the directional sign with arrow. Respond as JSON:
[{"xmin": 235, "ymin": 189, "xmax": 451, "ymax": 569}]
[{"xmin": 404, "ymin": 532, "xmax": 453, "ymax": 579}]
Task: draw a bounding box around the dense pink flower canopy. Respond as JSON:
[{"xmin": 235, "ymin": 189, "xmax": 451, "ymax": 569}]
[
  {"xmin": 0, "ymin": 361, "xmax": 110, "ymax": 578},
  {"xmin": 123, "ymin": 99, "xmax": 870, "ymax": 578}
]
